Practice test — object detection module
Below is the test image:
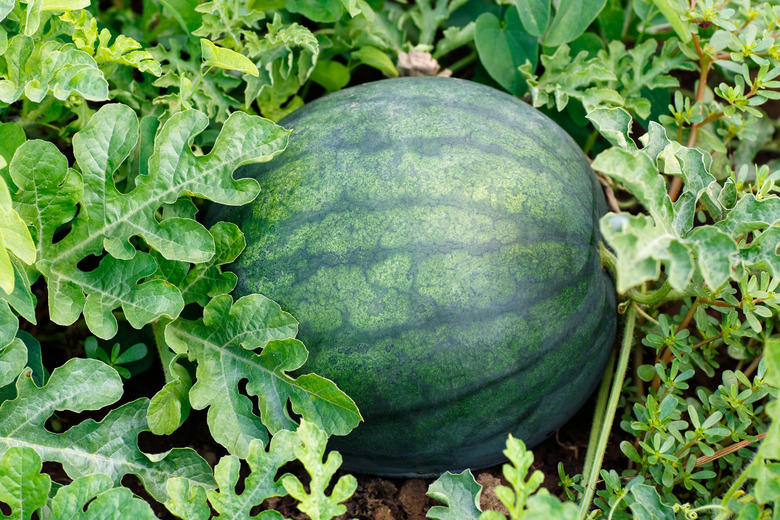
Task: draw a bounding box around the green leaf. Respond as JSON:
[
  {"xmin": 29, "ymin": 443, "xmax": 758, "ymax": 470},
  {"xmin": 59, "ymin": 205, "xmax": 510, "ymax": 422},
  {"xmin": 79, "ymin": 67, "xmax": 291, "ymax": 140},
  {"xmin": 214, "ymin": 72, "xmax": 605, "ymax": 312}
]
[
  {"xmin": 544, "ymin": 0, "xmax": 607, "ymax": 47},
  {"xmin": 309, "ymin": 60, "xmax": 350, "ymax": 93},
  {"xmin": 164, "ymin": 478, "xmax": 211, "ymax": 520},
  {"xmin": 626, "ymin": 483, "xmax": 675, "ymax": 520},
  {"xmin": 426, "ymin": 470, "xmax": 483, "ymax": 520},
  {"xmin": 352, "ymin": 45, "xmax": 398, "ymax": 76},
  {"xmin": 0, "ymin": 123, "xmax": 25, "ymax": 189},
  {"xmin": 0, "ymin": 358, "xmax": 215, "ymax": 503},
  {"xmin": 0, "ymin": 177, "xmax": 35, "ymax": 295},
  {"xmin": 475, "ymin": 6, "xmax": 537, "ymax": 96},
  {"xmin": 147, "ymin": 354, "xmax": 192, "ymax": 435},
  {"xmin": 243, "ymin": 15, "xmax": 318, "ymax": 119},
  {"xmin": 597, "ymin": 0, "xmax": 624, "ymax": 41},
  {"xmin": 207, "ymin": 431, "xmax": 299, "ymax": 518},
  {"xmin": 154, "ymin": 221, "xmax": 244, "ymax": 307},
  {"xmin": 751, "ymin": 461, "xmax": 780, "ymax": 504},
  {"xmin": 42, "ymin": 0, "xmax": 90, "ymax": 10},
  {"xmin": 0, "ymin": 0, "xmax": 13, "ymax": 22},
  {"xmin": 0, "ymin": 338, "xmax": 26, "ymax": 388},
  {"xmin": 61, "ymin": 10, "xmax": 162, "ymax": 77},
  {"xmin": 0, "ymin": 258, "xmax": 35, "ymax": 325},
  {"xmin": 650, "ymin": 0, "xmax": 692, "ymax": 43},
  {"xmin": 600, "ymin": 213, "xmax": 692, "ymax": 292},
  {"xmin": 763, "ymin": 337, "xmax": 780, "ymax": 390},
  {"xmin": 522, "ymin": 490, "xmax": 578, "ymax": 519},
  {"xmin": 685, "ymin": 226, "xmax": 739, "ymax": 290},
  {"xmin": 158, "ymin": 0, "xmax": 202, "ymax": 33},
  {"xmin": 285, "ymin": 0, "xmax": 343, "ymax": 23},
  {"xmin": 9, "ymin": 140, "xmax": 81, "ymax": 264},
  {"xmin": 0, "ymin": 446, "xmax": 50, "ymax": 520},
  {"xmin": 513, "ymin": 0, "xmax": 550, "ymax": 37},
  {"xmin": 716, "ymin": 195, "xmax": 780, "ymax": 236},
  {"xmin": 0, "ymin": 37, "xmax": 109, "ymax": 104},
  {"xmin": 50, "ymin": 472, "xmax": 158, "ymax": 520},
  {"xmin": 201, "ymin": 39, "xmax": 259, "ymax": 77},
  {"xmin": 281, "ymin": 421, "xmax": 357, "ymax": 520},
  {"xmin": 586, "ymin": 107, "xmax": 636, "ymax": 151},
  {"xmin": 78, "ymin": 253, "xmax": 184, "ymax": 339},
  {"xmin": 23, "ymin": 104, "xmax": 288, "ymax": 337},
  {"xmin": 0, "ymin": 301, "xmax": 16, "ymax": 352},
  {"xmin": 589, "ymin": 109, "xmax": 757, "ymax": 292},
  {"xmin": 165, "ymin": 294, "xmax": 362, "ymax": 458}
]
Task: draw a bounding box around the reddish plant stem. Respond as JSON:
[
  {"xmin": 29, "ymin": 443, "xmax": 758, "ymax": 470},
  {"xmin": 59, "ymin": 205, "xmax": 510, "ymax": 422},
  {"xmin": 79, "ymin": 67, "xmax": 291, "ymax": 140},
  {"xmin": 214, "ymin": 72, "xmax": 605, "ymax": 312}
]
[
  {"xmin": 695, "ymin": 432, "xmax": 767, "ymax": 466},
  {"xmin": 670, "ymin": 36, "xmax": 712, "ymax": 201}
]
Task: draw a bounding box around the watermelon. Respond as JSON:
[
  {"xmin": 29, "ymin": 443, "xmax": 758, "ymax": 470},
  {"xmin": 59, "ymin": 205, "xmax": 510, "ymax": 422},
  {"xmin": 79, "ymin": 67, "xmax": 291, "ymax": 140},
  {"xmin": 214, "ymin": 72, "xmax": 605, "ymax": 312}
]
[{"xmin": 208, "ymin": 77, "xmax": 616, "ymax": 476}]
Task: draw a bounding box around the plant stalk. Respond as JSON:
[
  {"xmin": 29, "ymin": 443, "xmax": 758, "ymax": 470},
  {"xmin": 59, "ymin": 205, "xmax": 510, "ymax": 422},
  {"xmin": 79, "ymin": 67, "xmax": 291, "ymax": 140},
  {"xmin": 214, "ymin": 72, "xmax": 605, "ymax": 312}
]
[
  {"xmin": 581, "ymin": 349, "xmax": 617, "ymax": 481},
  {"xmin": 152, "ymin": 318, "xmax": 177, "ymax": 384},
  {"xmin": 577, "ymin": 306, "xmax": 637, "ymax": 520}
]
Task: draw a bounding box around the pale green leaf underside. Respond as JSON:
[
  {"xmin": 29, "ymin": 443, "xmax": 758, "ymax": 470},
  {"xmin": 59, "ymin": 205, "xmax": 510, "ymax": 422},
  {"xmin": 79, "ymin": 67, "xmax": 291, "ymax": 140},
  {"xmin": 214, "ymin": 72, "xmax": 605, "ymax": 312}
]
[
  {"xmin": 0, "ymin": 358, "xmax": 215, "ymax": 503},
  {"xmin": 426, "ymin": 470, "xmax": 483, "ymax": 520}
]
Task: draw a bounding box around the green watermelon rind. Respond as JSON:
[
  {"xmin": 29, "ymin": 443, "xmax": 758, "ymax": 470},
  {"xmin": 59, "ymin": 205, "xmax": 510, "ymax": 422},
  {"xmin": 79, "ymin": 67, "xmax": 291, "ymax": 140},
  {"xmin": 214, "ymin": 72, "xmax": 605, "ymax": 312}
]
[{"xmin": 209, "ymin": 77, "xmax": 616, "ymax": 476}]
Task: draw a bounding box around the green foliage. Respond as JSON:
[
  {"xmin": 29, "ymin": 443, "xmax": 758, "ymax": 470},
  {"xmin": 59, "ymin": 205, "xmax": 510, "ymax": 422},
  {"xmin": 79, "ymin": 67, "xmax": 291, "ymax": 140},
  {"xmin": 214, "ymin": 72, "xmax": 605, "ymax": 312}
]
[
  {"xmin": 1, "ymin": 0, "xmax": 779, "ymax": 517},
  {"xmin": 164, "ymin": 421, "xmax": 355, "ymax": 520},
  {"xmin": 0, "ymin": 446, "xmax": 158, "ymax": 520},
  {"xmin": 426, "ymin": 436, "xmax": 578, "ymax": 520},
  {"xmin": 0, "ymin": 358, "xmax": 215, "ymax": 502},
  {"xmin": 163, "ymin": 294, "xmax": 361, "ymax": 458}
]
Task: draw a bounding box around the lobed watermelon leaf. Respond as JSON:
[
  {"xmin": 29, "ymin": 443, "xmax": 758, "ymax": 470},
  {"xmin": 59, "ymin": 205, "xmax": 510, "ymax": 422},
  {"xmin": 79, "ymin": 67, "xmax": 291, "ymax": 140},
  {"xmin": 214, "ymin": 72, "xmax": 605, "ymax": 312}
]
[
  {"xmin": 165, "ymin": 421, "xmax": 350, "ymax": 520},
  {"xmin": 164, "ymin": 294, "xmax": 361, "ymax": 458},
  {"xmin": 0, "ymin": 445, "xmax": 159, "ymax": 520},
  {"xmin": 242, "ymin": 14, "xmax": 319, "ymax": 121},
  {"xmin": 0, "ymin": 35, "xmax": 108, "ymax": 104},
  {"xmin": 425, "ymin": 449, "xmax": 579, "ymax": 520},
  {"xmin": 152, "ymin": 221, "xmax": 245, "ymax": 307},
  {"xmin": 588, "ymin": 107, "xmax": 780, "ymax": 293},
  {"xmin": 0, "ymin": 358, "xmax": 215, "ymax": 503},
  {"xmin": 281, "ymin": 420, "xmax": 357, "ymax": 520},
  {"xmin": 0, "ymin": 446, "xmax": 50, "ymax": 520},
  {"xmin": 11, "ymin": 103, "xmax": 289, "ymax": 339}
]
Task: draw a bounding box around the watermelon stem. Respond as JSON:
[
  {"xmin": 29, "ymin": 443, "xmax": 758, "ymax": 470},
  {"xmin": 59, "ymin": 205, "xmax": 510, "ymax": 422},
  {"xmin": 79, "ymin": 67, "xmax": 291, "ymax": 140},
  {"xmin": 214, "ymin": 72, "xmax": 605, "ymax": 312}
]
[
  {"xmin": 629, "ymin": 280, "xmax": 672, "ymax": 305},
  {"xmin": 581, "ymin": 348, "xmax": 616, "ymax": 483},
  {"xmin": 577, "ymin": 306, "xmax": 637, "ymax": 520}
]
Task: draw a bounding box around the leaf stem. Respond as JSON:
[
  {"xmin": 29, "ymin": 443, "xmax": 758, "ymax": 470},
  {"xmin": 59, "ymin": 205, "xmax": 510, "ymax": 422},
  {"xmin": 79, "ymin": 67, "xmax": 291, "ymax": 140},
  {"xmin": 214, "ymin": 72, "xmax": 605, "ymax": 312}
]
[
  {"xmin": 152, "ymin": 318, "xmax": 177, "ymax": 384},
  {"xmin": 599, "ymin": 242, "xmax": 617, "ymax": 281},
  {"xmin": 713, "ymin": 456, "xmax": 759, "ymax": 520},
  {"xmin": 581, "ymin": 348, "xmax": 616, "ymax": 481},
  {"xmin": 629, "ymin": 280, "xmax": 672, "ymax": 306},
  {"xmin": 670, "ymin": 36, "xmax": 711, "ymax": 201},
  {"xmin": 577, "ymin": 306, "xmax": 637, "ymax": 520},
  {"xmin": 446, "ymin": 52, "xmax": 477, "ymax": 74}
]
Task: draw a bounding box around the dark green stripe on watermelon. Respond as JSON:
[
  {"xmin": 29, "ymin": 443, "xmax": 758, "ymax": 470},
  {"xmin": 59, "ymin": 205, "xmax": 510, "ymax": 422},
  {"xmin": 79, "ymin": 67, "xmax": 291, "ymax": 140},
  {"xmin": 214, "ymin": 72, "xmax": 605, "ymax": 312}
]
[{"xmin": 208, "ymin": 77, "xmax": 616, "ymax": 476}]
